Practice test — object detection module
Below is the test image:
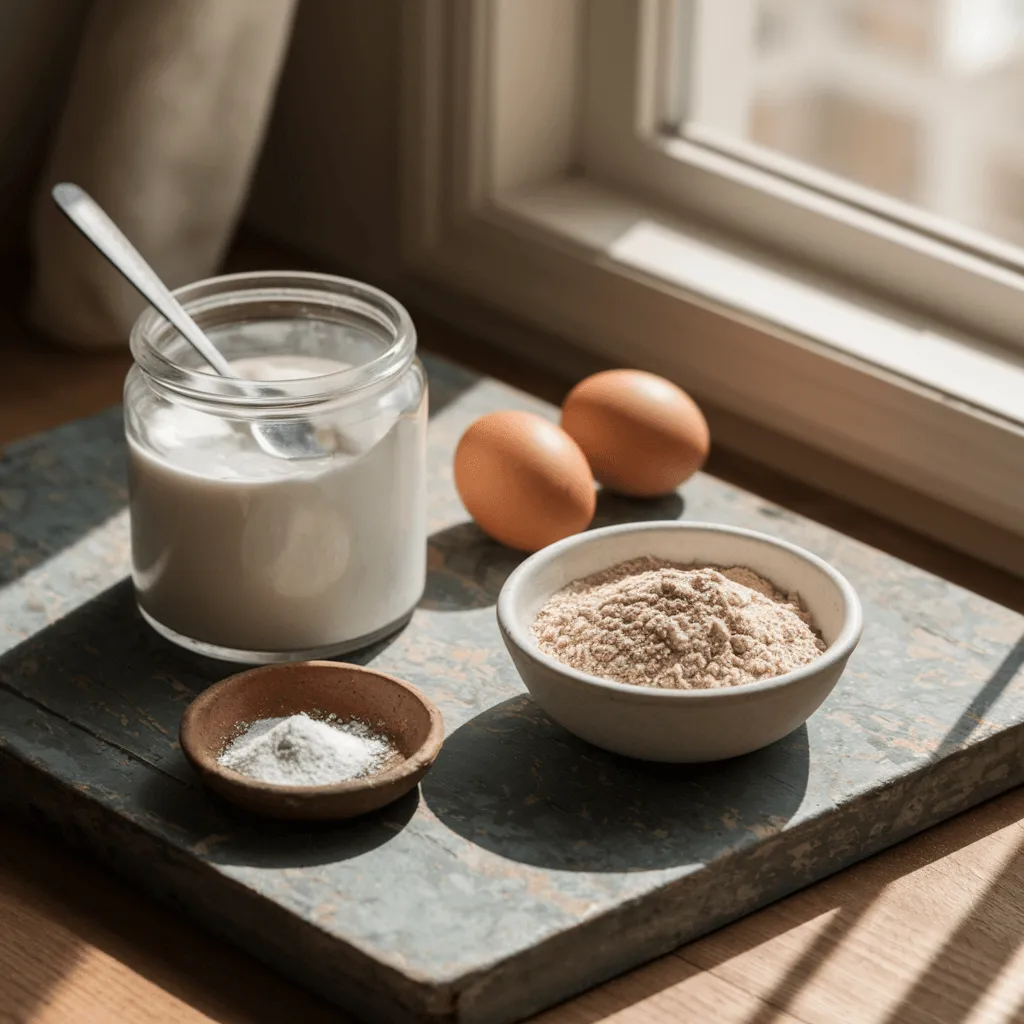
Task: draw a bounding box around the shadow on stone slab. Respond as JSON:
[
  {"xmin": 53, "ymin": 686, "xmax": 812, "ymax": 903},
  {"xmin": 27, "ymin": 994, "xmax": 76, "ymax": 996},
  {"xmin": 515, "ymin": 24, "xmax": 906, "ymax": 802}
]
[
  {"xmin": 419, "ymin": 491, "xmax": 687, "ymax": 614},
  {"xmin": 132, "ymin": 762, "xmax": 421, "ymax": 869},
  {"xmin": 590, "ymin": 489, "xmax": 684, "ymax": 530},
  {"xmin": 421, "ymin": 695, "xmax": 810, "ymax": 872},
  {"xmin": 419, "ymin": 522, "xmax": 525, "ymax": 612},
  {"xmin": 423, "ymin": 353, "xmax": 479, "ymax": 419},
  {"xmin": 0, "ymin": 408, "xmax": 127, "ymax": 592},
  {"xmin": 0, "ymin": 578, "xmax": 409, "ymax": 793}
]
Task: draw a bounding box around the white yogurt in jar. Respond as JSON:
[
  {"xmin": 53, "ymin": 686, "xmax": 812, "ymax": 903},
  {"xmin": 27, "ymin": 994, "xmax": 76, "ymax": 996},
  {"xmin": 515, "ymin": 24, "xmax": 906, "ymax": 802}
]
[{"xmin": 128, "ymin": 355, "xmax": 426, "ymax": 656}]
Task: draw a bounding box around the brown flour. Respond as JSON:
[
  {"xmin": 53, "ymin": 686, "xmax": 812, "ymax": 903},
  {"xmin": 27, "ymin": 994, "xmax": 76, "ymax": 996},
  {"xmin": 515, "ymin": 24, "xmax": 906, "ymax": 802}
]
[{"xmin": 532, "ymin": 556, "xmax": 825, "ymax": 690}]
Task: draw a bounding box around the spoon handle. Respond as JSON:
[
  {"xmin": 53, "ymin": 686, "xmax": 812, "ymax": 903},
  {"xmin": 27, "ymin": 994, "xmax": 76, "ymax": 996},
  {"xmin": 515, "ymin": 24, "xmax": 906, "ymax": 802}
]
[{"xmin": 51, "ymin": 183, "xmax": 236, "ymax": 378}]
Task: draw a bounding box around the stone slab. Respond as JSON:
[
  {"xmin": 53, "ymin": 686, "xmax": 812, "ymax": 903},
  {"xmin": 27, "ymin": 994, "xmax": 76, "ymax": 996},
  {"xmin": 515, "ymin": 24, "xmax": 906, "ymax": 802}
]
[{"xmin": 2, "ymin": 355, "xmax": 1023, "ymax": 1023}]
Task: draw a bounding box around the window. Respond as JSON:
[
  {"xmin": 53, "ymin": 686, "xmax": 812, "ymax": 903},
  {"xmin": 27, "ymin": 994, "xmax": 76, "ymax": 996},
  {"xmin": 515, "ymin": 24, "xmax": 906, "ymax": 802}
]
[
  {"xmin": 674, "ymin": 0, "xmax": 1024, "ymax": 246},
  {"xmin": 396, "ymin": 0, "xmax": 1024, "ymax": 571},
  {"xmin": 583, "ymin": 0, "xmax": 1024, "ymax": 349}
]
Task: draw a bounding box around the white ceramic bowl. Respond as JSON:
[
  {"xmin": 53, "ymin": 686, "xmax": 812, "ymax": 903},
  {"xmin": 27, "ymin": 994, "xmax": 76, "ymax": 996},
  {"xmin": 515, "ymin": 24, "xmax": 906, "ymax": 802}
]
[{"xmin": 497, "ymin": 521, "xmax": 862, "ymax": 762}]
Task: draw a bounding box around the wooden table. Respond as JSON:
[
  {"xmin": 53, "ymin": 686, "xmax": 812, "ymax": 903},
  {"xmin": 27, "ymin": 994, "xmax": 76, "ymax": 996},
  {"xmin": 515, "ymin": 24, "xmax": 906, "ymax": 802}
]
[{"xmin": 3, "ymin": 275, "xmax": 1024, "ymax": 1024}]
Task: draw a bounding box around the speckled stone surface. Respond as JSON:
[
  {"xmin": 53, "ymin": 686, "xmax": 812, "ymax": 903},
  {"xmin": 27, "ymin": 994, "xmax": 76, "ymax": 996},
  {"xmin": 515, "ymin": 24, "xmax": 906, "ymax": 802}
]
[{"xmin": 2, "ymin": 355, "xmax": 1024, "ymax": 1023}]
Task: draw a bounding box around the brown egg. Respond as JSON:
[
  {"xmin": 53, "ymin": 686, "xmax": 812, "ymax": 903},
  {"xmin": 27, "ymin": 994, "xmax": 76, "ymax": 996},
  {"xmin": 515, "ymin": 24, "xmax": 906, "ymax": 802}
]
[
  {"xmin": 561, "ymin": 369, "xmax": 709, "ymax": 497},
  {"xmin": 453, "ymin": 411, "xmax": 596, "ymax": 552}
]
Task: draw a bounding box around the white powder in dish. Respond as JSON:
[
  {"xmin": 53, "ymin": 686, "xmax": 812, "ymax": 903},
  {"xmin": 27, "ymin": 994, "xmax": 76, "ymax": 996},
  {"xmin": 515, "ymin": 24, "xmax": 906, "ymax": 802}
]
[{"xmin": 218, "ymin": 712, "xmax": 396, "ymax": 786}]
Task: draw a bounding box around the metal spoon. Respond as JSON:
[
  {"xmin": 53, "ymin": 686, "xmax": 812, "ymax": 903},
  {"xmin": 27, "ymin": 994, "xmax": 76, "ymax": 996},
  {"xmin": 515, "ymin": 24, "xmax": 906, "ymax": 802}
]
[{"xmin": 51, "ymin": 183, "xmax": 327, "ymax": 460}]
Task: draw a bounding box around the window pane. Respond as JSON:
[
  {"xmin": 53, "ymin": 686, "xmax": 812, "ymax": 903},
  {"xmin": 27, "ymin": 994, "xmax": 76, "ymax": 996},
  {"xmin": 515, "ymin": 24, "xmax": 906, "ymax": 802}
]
[{"xmin": 683, "ymin": 0, "xmax": 1024, "ymax": 245}]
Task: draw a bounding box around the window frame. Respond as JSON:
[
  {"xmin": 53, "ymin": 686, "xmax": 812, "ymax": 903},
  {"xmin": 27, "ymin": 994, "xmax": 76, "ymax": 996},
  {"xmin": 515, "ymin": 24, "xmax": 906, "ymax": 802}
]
[
  {"xmin": 582, "ymin": 0, "xmax": 1024, "ymax": 349},
  {"xmin": 399, "ymin": 0, "xmax": 1024, "ymax": 572}
]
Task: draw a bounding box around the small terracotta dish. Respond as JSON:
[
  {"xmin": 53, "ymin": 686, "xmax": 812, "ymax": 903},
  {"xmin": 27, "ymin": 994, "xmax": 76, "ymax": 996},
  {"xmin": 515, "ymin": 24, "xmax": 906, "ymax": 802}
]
[{"xmin": 179, "ymin": 661, "xmax": 444, "ymax": 820}]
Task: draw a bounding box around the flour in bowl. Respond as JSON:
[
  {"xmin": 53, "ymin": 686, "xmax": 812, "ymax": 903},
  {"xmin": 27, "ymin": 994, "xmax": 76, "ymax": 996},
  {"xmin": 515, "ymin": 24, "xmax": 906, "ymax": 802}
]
[{"xmin": 532, "ymin": 557, "xmax": 825, "ymax": 690}]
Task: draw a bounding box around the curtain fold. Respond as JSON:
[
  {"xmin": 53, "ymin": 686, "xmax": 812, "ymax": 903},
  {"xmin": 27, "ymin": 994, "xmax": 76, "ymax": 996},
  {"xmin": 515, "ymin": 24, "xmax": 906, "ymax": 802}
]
[{"xmin": 18, "ymin": 0, "xmax": 297, "ymax": 349}]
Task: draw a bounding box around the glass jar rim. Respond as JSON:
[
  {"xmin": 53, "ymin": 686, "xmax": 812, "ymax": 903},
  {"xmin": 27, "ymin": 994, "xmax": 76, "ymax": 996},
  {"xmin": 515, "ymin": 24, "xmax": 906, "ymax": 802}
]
[{"xmin": 129, "ymin": 270, "xmax": 417, "ymax": 407}]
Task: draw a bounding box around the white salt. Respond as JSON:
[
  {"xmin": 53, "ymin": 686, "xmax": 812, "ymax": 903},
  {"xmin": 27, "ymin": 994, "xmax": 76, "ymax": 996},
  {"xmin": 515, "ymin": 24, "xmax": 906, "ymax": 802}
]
[{"xmin": 218, "ymin": 712, "xmax": 394, "ymax": 786}]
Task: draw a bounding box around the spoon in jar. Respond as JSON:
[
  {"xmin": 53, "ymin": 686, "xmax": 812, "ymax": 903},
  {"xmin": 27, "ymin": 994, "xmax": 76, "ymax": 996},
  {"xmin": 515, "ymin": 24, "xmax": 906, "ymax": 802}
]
[{"xmin": 51, "ymin": 183, "xmax": 328, "ymax": 460}]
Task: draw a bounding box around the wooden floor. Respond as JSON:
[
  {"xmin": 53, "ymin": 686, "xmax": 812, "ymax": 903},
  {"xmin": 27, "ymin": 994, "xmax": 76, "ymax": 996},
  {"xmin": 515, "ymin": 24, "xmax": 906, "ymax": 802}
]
[{"xmin": 3, "ymin": 249, "xmax": 1024, "ymax": 1024}]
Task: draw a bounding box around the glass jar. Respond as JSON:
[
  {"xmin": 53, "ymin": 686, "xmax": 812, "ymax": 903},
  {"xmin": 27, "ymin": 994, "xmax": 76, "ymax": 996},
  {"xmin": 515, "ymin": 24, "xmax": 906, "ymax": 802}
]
[{"xmin": 124, "ymin": 271, "xmax": 427, "ymax": 664}]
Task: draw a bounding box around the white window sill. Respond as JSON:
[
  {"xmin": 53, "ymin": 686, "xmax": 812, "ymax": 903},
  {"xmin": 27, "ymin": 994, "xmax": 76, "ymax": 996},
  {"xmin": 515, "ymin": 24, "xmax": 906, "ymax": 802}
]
[{"xmin": 508, "ymin": 178, "xmax": 1024, "ymax": 429}]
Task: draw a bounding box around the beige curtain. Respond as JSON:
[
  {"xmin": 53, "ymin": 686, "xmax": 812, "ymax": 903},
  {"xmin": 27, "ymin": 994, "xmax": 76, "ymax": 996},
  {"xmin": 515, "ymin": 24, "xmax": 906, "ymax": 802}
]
[{"xmin": 3, "ymin": 0, "xmax": 297, "ymax": 349}]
